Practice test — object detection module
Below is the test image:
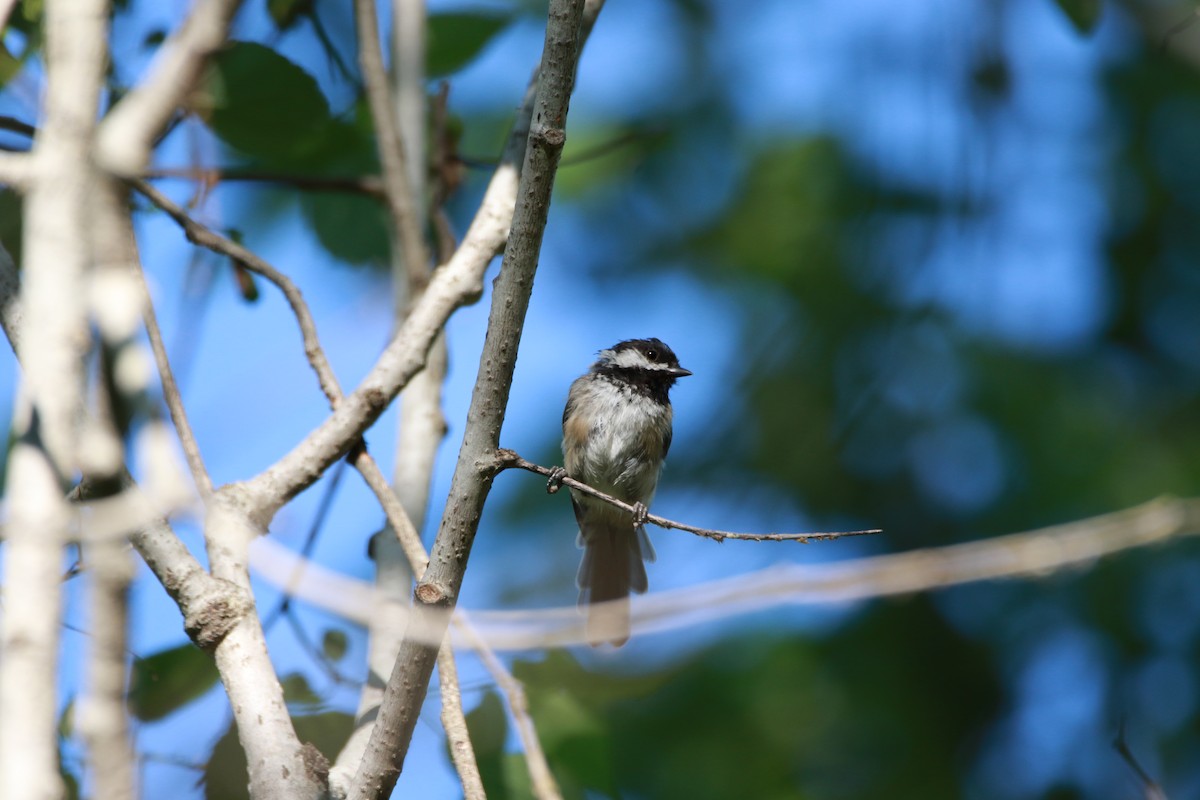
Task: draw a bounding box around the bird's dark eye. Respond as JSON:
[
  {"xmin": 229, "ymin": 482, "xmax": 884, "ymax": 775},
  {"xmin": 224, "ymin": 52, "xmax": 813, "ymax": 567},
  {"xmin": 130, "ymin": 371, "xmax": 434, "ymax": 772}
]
[{"xmin": 645, "ymin": 348, "xmax": 659, "ymax": 362}]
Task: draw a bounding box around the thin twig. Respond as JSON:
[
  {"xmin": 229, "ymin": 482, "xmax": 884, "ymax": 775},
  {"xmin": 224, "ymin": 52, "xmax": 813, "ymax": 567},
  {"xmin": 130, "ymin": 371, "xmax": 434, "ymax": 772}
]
[
  {"xmin": 262, "ymin": 459, "xmax": 350, "ymax": 634},
  {"xmin": 1114, "ymin": 722, "xmax": 1169, "ymax": 800},
  {"xmin": 496, "ymin": 450, "xmax": 882, "ymax": 543},
  {"xmin": 131, "ymin": 178, "xmax": 343, "ymax": 407},
  {"xmin": 131, "ymin": 226, "xmax": 214, "ymax": 498},
  {"xmin": 347, "ymin": 445, "xmax": 429, "ymax": 573}
]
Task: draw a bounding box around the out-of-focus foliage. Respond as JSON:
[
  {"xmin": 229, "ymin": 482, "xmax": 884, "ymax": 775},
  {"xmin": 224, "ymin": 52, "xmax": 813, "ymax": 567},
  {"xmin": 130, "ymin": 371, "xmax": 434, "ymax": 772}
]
[
  {"xmin": 128, "ymin": 643, "xmax": 221, "ymax": 723},
  {"xmin": 489, "ymin": 601, "xmax": 1001, "ymax": 800},
  {"xmin": 426, "ymin": 10, "xmax": 515, "ymax": 77},
  {"xmin": 196, "ymin": 42, "xmax": 334, "ymax": 162}
]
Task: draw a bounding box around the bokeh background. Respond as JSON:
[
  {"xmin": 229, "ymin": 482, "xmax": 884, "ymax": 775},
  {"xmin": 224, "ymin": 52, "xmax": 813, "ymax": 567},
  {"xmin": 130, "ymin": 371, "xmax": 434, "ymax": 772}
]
[{"xmin": 3, "ymin": 0, "xmax": 1200, "ymax": 797}]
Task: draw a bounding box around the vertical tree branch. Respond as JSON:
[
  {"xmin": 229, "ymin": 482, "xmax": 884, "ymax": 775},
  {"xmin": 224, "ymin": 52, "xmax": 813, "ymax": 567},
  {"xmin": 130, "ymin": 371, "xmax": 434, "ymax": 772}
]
[
  {"xmin": 354, "ymin": 0, "xmax": 429, "ymax": 290},
  {"xmin": 0, "ymin": 2, "xmax": 108, "ymax": 798},
  {"xmin": 0, "ymin": 425, "xmax": 73, "ymax": 800},
  {"xmin": 77, "ymin": 541, "xmax": 137, "ymax": 800},
  {"xmin": 389, "ymin": 0, "xmax": 428, "ymax": 304},
  {"xmin": 346, "ymin": 2, "xmax": 586, "ymax": 796}
]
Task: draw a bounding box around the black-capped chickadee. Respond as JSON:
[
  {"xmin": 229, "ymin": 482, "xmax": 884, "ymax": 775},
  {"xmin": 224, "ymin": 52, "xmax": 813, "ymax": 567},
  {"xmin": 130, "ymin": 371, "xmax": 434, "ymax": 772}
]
[{"xmin": 558, "ymin": 338, "xmax": 691, "ymax": 646}]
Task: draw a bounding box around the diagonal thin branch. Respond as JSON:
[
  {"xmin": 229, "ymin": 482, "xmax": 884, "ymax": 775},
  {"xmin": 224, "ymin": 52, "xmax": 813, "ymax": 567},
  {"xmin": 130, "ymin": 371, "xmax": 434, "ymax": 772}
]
[
  {"xmin": 131, "ymin": 178, "xmax": 343, "ymax": 407},
  {"xmin": 1113, "ymin": 722, "xmax": 1169, "ymax": 800},
  {"xmin": 497, "ymin": 451, "xmax": 882, "ymax": 543},
  {"xmin": 120, "ymin": 189, "xmax": 215, "ymax": 498}
]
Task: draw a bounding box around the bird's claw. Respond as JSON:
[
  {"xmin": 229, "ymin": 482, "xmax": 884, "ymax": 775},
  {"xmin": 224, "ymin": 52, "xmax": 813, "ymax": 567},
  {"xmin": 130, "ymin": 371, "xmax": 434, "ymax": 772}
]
[
  {"xmin": 631, "ymin": 501, "xmax": 649, "ymax": 528},
  {"xmin": 546, "ymin": 467, "xmax": 567, "ymax": 494}
]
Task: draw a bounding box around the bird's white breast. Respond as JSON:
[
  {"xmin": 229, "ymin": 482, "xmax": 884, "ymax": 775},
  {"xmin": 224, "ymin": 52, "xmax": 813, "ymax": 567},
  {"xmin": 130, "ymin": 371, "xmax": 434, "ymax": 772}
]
[{"xmin": 564, "ymin": 377, "xmax": 672, "ymax": 505}]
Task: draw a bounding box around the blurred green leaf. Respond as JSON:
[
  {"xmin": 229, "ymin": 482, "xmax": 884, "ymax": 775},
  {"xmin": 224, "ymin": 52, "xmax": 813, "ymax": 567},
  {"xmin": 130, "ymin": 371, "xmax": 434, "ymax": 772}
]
[
  {"xmin": 511, "ymin": 651, "xmax": 665, "ymax": 798},
  {"xmin": 322, "ymin": 628, "xmax": 349, "ymax": 662},
  {"xmin": 196, "ymin": 41, "xmax": 333, "ymax": 162},
  {"xmin": 294, "ymin": 117, "xmax": 391, "ymax": 266},
  {"xmin": 463, "ymin": 690, "xmax": 513, "ymax": 798},
  {"xmin": 14, "ymin": 0, "xmax": 42, "ymax": 31},
  {"xmin": 128, "ymin": 642, "xmax": 220, "ymax": 722},
  {"xmin": 0, "ymin": 42, "xmax": 22, "ymax": 87},
  {"xmin": 1053, "ymin": 0, "xmax": 1102, "ymax": 34},
  {"xmin": 427, "ymin": 11, "xmax": 514, "ymax": 77},
  {"xmin": 281, "ymin": 672, "xmax": 322, "ymax": 709}
]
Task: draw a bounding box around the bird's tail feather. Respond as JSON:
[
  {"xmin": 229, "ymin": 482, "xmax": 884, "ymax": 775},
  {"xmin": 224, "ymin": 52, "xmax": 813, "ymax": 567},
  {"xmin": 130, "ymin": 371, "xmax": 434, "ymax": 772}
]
[{"xmin": 577, "ymin": 523, "xmax": 650, "ymax": 647}]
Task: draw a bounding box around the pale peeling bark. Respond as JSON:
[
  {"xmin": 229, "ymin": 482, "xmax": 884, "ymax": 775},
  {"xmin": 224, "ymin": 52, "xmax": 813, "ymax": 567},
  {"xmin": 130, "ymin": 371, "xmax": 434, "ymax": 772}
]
[{"xmin": 0, "ymin": 2, "xmax": 108, "ymax": 798}]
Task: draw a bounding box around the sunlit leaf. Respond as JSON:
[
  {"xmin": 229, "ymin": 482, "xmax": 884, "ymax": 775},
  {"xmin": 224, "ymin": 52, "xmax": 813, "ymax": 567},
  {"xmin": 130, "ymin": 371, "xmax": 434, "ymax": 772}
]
[{"xmin": 128, "ymin": 642, "xmax": 220, "ymax": 722}]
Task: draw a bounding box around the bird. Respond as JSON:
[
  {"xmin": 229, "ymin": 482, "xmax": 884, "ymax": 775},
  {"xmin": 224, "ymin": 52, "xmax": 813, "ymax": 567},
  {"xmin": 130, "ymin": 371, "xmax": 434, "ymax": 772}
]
[{"xmin": 555, "ymin": 338, "xmax": 692, "ymax": 646}]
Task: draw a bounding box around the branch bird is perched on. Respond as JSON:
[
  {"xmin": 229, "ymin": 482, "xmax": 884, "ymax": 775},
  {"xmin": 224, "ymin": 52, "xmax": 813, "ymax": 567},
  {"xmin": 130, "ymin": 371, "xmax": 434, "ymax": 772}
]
[{"xmin": 555, "ymin": 338, "xmax": 691, "ymax": 646}]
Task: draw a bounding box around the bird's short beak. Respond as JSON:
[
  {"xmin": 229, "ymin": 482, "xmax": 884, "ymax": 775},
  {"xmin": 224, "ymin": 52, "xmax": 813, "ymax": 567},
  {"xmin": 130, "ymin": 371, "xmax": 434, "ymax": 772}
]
[{"xmin": 669, "ymin": 366, "xmax": 693, "ymax": 378}]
